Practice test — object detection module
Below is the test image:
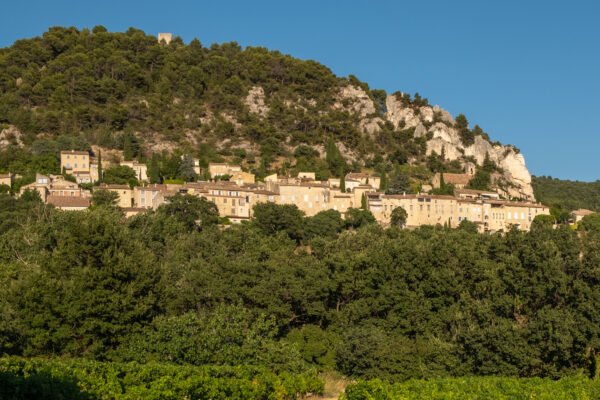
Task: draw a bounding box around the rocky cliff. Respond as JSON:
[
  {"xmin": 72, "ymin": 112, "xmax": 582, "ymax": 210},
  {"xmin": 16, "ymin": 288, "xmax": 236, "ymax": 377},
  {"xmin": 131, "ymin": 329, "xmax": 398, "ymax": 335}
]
[{"xmin": 333, "ymin": 86, "xmax": 535, "ymax": 199}]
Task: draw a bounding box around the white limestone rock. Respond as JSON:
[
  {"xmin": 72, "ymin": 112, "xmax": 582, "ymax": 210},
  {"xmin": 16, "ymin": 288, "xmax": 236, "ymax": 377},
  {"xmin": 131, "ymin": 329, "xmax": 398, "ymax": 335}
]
[
  {"xmin": 334, "ymin": 85, "xmax": 376, "ymax": 117},
  {"xmin": 244, "ymin": 86, "xmax": 269, "ymax": 117}
]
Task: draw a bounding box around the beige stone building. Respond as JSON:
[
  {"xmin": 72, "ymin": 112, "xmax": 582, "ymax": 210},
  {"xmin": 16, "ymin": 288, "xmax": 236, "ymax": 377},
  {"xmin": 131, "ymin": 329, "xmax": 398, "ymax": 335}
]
[
  {"xmin": 47, "ymin": 196, "xmax": 90, "ymax": 211},
  {"xmin": 298, "ymin": 172, "xmax": 316, "ymax": 180},
  {"xmin": 367, "ymin": 191, "xmax": 549, "ymax": 232},
  {"xmin": 230, "ymin": 171, "xmax": 255, "ymax": 185},
  {"xmin": 61, "ymin": 151, "xmax": 90, "ymax": 175},
  {"xmin": 275, "ymin": 182, "xmax": 331, "ymax": 216},
  {"xmin": 0, "ymin": 173, "xmax": 12, "ymax": 188},
  {"xmin": 208, "ymin": 163, "xmax": 241, "ymax": 179},
  {"xmin": 158, "ymin": 33, "xmax": 172, "ymax": 44},
  {"xmin": 100, "ymin": 184, "xmax": 133, "ymax": 208},
  {"xmin": 572, "ymin": 209, "xmax": 595, "ymax": 223},
  {"xmin": 345, "ymin": 173, "xmax": 380, "ymax": 189},
  {"xmin": 455, "ymin": 188, "xmax": 499, "ymax": 200},
  {"xmin": 133, "ymin": 184, "xmax": 168, "ymax": 209},
  {"xmin": 121, "ymin": 161, "xmax": 148, "ymax": 182}
]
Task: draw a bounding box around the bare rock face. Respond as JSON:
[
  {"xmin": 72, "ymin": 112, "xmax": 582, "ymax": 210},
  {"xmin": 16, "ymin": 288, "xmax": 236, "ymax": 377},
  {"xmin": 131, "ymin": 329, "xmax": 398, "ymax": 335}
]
[
  {"xmin": 244, "ymin": 86, "xmax": 269, "ymax": 117},
  {"xmin": 425, "ymin": 123, "xmax": 534, "ymax": 199},
  {"xmin": 385, "ymin": 95, "xmax": 420, "ymax": 128},
  {"xmin": 334, "ymin": 85, "xmax": 376, "ymax": 117},
  {"xmin": 0, "ymin": 125, "xmax": 23, "ymax": 148}
]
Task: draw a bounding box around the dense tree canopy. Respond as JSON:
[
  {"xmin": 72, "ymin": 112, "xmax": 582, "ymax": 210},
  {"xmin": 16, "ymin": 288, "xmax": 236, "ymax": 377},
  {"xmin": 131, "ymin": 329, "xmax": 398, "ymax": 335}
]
[{"xmin": 2, "ymin": 194, "xmax": 600, "ymax": 382}]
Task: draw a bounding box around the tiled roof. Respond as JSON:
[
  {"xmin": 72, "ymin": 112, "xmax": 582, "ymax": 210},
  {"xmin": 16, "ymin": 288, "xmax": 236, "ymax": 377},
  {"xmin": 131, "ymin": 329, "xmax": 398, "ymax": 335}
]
[
  {"xmin": 434, "ymin": 173, "xmax": 472, "ymax": 185},
  {"xmin": 47, "ymin": 196, "xmax": 90, "ymax": 208},
  {"xmin": 573, "ymin": 208, "xmax": 595, "ymax": 216},
  {"xmin": 60, "ymin": 150, "xmax": 89, "ymax": 155}
]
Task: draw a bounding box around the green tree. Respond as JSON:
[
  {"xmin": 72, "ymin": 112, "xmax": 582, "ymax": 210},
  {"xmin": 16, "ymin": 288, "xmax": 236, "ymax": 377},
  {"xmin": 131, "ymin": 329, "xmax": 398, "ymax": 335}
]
[
  {"xmin": 467, "ymin": 169, "xmax": 491, "ymax": 191},
  {"xmin": 178, "ymin": 154, "xmax": 196, "ymax": 182},
  {"xmin": 148, "ymin": 154, "xmax": 161, "ymax": 184},
  {"xmin": 387, "ymin": 169, "xmax": 412, "ymax": 195},
  {"xmin": 455, "ymin": 114, "xmax": 474, "ymax": 146},
  {"xmin": 379, "ymin": 170, "xmax": 388, "ymax": 192},
  {"xmin": 344, "ymin": 208, "xmax": 376, "ymax": 229},
  {"xmin": 340, "ymin": 171, "xmax": 346, "ymax": 193},
  {"xmin": 158, "ymin": 193, "xmax": 219, "ymax": 230},
  {"xmin": 390, "ymin": 206, "xmax": 408, "ymax": 227},
  {"xmin": 97, "ymin": 150, "xmax": 103, "ymax": 183},
  {"xmin": 103, "ymin": 165, "xmax": 138, "ymax": 186},
  {"xmin": 578, "ymin": 213, "xmax": 600, "ymax": 232},
  {"xmin": 91, "ymin": 189, "xmax": 119, "ymax": 207},
  {"xmin": 252, "ymin": 202, "xmax": 305, "ymax": 241},
  {"xmin": 304, "ymin": 209, "xmax": 343, "ymax": 240},
  {"xmin": 361, "ymin": 193, "xmax": 367, "ymax": 210}
]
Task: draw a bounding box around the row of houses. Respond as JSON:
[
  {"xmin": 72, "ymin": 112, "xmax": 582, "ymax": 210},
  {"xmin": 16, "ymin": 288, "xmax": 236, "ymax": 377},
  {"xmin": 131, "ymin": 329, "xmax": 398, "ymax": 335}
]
[
  {"xmin": 368, "ymin": 189, "xmax": 549, "ymax": 232},
  {"xmin": 4, "ymin": 152, "xmax": 557, "ymax": 232},
  {"xmin": 60, "ymin": 150, "xmax": 257, "ymax": 185},
  {"xmin": 93, "ymin": 175, "xmax": 550, "ymax": 232}
]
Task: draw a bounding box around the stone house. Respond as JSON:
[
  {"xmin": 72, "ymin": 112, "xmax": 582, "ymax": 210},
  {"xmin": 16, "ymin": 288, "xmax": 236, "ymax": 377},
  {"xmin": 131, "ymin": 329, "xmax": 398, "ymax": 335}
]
[
  {"xmin": 345, "ymin": 173, "xmax": 380, "ymax": 189},
  {"xmin": 208, "ymin": 163, "xmax": 241, "ymax": 179},
  {"xmin": 46, "ymin": 195, "xmax": 90, "ymax": 211},
  {"xmin": 61, "ymin": 150, "xmax": 90, "ymax": 175},
  {"xmin": 100, "ymin": 184, "xmax": 133, "ymax": 208},
  {"xmin": 0, "ymin": 173, "xmax": 12, "ymax": 188},
  {"xmin": 572, "ymin": 209, "xmax": 595, "ymax": 223},
  {"xmin": 120, "ymin": 161, "xmax": 148, "ymax": 182}
]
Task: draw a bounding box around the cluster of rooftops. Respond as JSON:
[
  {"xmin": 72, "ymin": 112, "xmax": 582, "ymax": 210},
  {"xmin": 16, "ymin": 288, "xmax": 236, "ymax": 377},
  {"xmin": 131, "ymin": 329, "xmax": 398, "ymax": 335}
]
[{"xmin": 0, "ymin": 151, "xmax": 557, "ymax": 233}]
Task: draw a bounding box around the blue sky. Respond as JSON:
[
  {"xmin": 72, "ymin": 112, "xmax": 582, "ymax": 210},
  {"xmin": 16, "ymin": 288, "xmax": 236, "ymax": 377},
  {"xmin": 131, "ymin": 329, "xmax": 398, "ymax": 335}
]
[{"xmin": 1, "ymin": 0, "xmax": 599, "ymax": 181}]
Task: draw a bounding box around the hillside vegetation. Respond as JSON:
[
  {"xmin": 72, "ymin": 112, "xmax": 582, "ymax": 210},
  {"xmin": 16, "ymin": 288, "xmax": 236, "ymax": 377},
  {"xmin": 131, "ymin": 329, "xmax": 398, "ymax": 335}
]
[
  {"xmin": 3, "ymin": 195, "xmax": 600, "ymax": 385},
  {"xmin": 0, "ymin": 26, "xmax": 530, "ymax": 194},
  {"xmin": 532, "ymin": 176, "xmax": 600, "ymax": 212}
]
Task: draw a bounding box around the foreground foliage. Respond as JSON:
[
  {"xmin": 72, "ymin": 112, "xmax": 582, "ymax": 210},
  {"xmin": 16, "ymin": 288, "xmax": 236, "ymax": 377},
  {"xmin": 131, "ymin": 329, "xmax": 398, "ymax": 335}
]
[
  {"xmin": 2, "ymin": 196, "xmax": 600, "ymax": 382},
  {"xmin": 341, "ymin": 377, "xmax": 600, "ymax": 400},
  {"xmin": 0, "ymin": 356, "xmax": 323, "ymax": 400}
]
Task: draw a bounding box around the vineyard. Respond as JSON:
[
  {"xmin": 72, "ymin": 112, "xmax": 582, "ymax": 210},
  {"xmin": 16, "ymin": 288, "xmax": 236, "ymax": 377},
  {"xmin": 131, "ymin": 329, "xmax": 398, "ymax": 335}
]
[
  {"xmin": 341, "ymin": 377, "xmax": 600, "ymax": 400},
  {"xmin": 0, "ymin": 357, "xmax": 323, "ymax": 400}
]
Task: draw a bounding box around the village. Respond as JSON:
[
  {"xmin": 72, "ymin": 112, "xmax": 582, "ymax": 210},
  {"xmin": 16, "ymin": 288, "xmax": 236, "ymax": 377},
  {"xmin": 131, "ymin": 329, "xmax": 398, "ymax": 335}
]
[{"xmin": 0, "ymin": 149, "xmax": 565, "ymax": 232}]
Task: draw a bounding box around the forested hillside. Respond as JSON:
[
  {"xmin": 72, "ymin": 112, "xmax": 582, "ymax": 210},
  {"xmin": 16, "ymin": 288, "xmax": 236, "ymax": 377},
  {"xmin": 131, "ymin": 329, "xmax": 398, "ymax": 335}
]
[
  {"xmin": 532, "ymin": 176, "xmax": 600, "ymax": 212},
  {"xmin": 0, "ymin": 26, "xmax": 533, "ymax": 197}
]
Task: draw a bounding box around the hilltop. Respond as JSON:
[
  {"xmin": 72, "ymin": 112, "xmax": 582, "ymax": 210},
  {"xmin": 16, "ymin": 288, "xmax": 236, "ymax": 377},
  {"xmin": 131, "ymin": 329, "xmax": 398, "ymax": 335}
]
[{"xmin": 0, "ymin": 26, "xmax": 533, "ymax": 199}]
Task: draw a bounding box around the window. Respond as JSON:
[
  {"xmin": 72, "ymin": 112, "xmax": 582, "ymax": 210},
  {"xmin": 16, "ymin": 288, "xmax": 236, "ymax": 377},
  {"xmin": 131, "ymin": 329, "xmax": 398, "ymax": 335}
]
[
  {"xmin": 420, "ymin": 205, "xmax": 423, "ymax": 211},
  {"xmin": 521, "ymin": 212, "xmax": 524, "ymax": 219},
  {"xmin": 82, "ymin": 155, "xmax": 86, "ymax": 160},
  {"xmin": 410, "ymin": 205, "xmax": 413, "ymax": 212},
  {"xmin": 66, "ymin": 163, "xmax": 71, "ymax": 169},
  {"xmin": 223, "ymin": 198, "xmax": 227, "ymax": 204},
  {"xmin": 291, "ymin": 195, "xmax": 295, "ymax": 201},
  {"xmin": 304, "ymin": 194, "xmax": 309, "ymax": 202},
  {"xmin": 82, "ymin": 163, "xmax": 86, "ymax": 168},
  {"xmin": 508, "ymin": 212, "xmax": 511, "ymax": 219},
  {"xmin": 231, "ymin": 208, "xmax": 235, "ymax": 214},
  {"xmin": 281, "ymin": 195, "xmax": 285, "ymax": 201},
  {"xmin": 66, "ymin": 155, "xmax": 70, "ymax": 159}
]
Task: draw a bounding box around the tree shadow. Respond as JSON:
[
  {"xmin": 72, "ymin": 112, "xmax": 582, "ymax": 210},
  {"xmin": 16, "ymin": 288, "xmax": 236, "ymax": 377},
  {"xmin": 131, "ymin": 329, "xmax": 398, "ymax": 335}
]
[{"xmin": 0, "ymin": 370, "xmax": 97, "ymax": 400}]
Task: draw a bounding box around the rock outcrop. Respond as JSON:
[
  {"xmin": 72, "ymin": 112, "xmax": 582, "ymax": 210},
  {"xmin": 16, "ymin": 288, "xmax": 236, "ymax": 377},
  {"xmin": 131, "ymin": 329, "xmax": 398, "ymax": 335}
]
[
  {"xmin": 244, "ymin": 86, "xmax": 269, "ymax": 117},
  {"xmin": 330, "ymin": 87, "xmax": 535, "ymax": 199}
]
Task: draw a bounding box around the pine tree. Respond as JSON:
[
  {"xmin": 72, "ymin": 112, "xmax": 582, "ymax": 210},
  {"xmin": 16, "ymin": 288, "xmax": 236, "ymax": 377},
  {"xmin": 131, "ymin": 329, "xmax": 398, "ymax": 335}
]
[
  {"xmin": 148, "ymin": 154, "xmax": 160, "ymax": 184},
  {"xmin": 379, "ymin": 170, "xmax": 388, "ymax": 192},
  {"xmin": 123, "ymin": 135, "xmax": 133, "ymax": 161},
  {"xmin": 361, "ymin": 193, "xmax": 367, "ymax": 209},
  {"xmin": 340, "ymin": 171, "xmax": 346, "ymax": 193},
  {"xmin": 97, "ymin": 150, "xmax": 103, "ymax": 183}
]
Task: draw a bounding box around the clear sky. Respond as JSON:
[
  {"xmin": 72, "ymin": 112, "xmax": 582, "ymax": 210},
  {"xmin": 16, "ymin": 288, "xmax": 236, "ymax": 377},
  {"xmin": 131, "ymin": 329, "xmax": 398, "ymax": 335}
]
[{"xmin": 1, "ymin": 0, "xmax": 599, "ymax": 181}]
